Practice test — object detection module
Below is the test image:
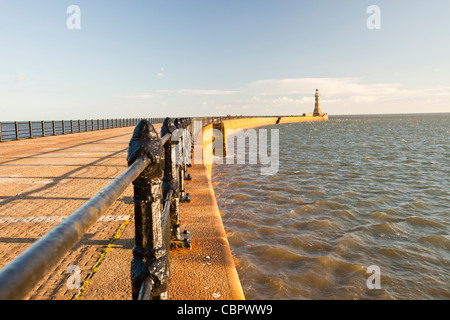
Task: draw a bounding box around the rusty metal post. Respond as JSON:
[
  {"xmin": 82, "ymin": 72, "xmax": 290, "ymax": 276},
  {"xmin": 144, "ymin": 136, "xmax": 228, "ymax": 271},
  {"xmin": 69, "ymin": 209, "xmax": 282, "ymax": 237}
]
[
  {"xmin": 162, "ymin": 118, "xmax": 191, "ymax": 249},
  {"xmin": 162, "ymin": 118, "xmax": 180, "ymax": 243},
  {"xmin": 177, "ymin": 119, "xmax": 187, "ymax": 201},
  {"xmin": 128, "ymin": 120, "xmax": 171, "ymax": 300},
  {"xmin": 15, "ymin": 122, "xmax": 19, "ymax": 140},
  {"xmin": 175, "ymin": 118, "xmax": 191, "ymax": 203},
  {"xmin": 183, "ymin": 117, "xmax": 193, "ymax": 174},
  {"xmin": 29, "ymin": 121, "xmax": 33, "ymax": 139}
]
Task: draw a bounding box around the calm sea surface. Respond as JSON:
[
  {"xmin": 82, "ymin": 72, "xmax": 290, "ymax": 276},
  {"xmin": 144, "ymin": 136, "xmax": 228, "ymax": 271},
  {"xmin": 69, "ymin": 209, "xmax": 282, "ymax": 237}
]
[{"xmin": 211, "ymin": 113, "xmax": 449, "ymax": 300}]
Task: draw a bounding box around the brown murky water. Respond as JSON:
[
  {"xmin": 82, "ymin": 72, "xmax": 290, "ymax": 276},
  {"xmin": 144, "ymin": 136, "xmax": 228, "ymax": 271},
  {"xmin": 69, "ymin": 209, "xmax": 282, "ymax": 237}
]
[{"xmin": 212, "ymin": 114, "xmax": 449, "ymax": 299}]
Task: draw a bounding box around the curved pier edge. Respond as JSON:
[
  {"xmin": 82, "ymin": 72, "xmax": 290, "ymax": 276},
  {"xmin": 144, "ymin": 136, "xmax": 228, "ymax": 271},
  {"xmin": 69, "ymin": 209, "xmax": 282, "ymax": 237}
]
[
  {"xmin": 79, "ymin": 115, "xmax": 326, "ymax": 300},
  {"xmin": 197, "ymin": 115, "xmax": 327, "ymax": 299},
  {"xmin": 168, "ymin": 163, "xmax": 246, "ymax": 300}
]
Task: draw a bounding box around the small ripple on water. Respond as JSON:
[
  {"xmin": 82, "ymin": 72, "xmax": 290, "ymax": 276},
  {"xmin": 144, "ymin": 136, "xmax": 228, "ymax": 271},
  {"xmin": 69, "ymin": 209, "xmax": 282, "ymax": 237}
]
[
  {"xmin": 369, "ymin": 211, "xmax": 398, "ymax": 222},
  {"xmin": 405, "ymin": 216, "xmax": 446, "ymax": 229},
  {"xmin": 418, "ymin": 235, "xmax": 450, "ymax": 251},
  {"xmin": 287, "ymin": 234, "xmax": 333, "ymax": 253}
]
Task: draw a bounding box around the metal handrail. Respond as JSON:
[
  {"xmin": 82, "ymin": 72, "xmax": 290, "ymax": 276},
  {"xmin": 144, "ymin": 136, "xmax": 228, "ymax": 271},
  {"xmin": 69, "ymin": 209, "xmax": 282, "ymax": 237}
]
[
  {"xmin": 0, "ymin": 114, "xmax": 307, "ymax": 300},
  {"xmin": 160, "ymin": 133, "xmax": 171, "ymax": 146},
  {"xmin": 130, "ymin": 117, "xmax": 193, "ymax": 300},
  {"xmin": 0, "ymin": 156, "xmax": 150, "ymax": 300},
  {"xmin": 0, "ymin": 117, "xmax": 192, "ymax": 300}
]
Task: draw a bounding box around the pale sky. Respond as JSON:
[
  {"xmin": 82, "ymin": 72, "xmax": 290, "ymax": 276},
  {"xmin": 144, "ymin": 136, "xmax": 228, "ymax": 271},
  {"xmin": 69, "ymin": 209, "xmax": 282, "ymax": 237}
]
[{"xmin": 1, "ymin": 0, "xmax": 449, "ymax": 121}]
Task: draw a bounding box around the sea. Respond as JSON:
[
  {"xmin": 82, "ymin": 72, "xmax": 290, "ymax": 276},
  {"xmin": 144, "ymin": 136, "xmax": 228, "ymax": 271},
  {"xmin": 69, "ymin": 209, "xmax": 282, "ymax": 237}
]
[{"xmin": 211, "ymin": 113, "xmax": 449, "ymax": 300}]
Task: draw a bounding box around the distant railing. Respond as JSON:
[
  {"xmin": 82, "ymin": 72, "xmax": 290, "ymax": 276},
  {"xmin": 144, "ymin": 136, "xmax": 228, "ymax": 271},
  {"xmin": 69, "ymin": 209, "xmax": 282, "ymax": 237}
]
[
  {"xmin": 0, "ymin": 115, "xmax": 315, "ymax": 143},
  {"xmin": 0, "ymin": 118, "xmax": 166, "ymax": 142}
]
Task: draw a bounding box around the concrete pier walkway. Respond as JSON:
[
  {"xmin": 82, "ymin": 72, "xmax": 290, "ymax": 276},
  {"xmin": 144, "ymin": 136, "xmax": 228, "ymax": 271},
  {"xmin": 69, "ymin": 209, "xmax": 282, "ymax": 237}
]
[
  {"xmin": 0, "ymin": 115, "xmax": 326, "ymax": 300},
  {"xmin": 0, "ymin": 124, "xmax": 244, "ymax": 300},
  {"xmin": 80, "ymin": 162, "xmax": 245, "ymax": 300},
  {"xmin": 0, "ymin": 126, "xmax": 143, "ymax": 299}
]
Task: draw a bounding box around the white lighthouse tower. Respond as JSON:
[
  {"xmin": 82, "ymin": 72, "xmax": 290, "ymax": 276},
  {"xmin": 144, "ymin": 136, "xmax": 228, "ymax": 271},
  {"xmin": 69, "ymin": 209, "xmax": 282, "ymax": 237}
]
[{"xmin": 313, "ymin": 89, "xmax": 322, "ymax": 116}]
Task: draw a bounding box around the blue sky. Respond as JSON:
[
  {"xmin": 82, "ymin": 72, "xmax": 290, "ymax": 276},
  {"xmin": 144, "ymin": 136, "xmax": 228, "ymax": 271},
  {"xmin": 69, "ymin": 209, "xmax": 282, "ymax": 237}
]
[{"xmin": 1, "ymin": 0, "xmax": 449, "ymax": 120}]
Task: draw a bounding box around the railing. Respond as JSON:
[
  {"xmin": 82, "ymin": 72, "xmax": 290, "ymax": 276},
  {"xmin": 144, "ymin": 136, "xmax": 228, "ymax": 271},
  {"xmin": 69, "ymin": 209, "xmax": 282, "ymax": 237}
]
[
  {"xmin": 0, "ymin": 118, "xmax": 166, "ymax": 142},
  {"xmin": 0, "ymin": 113, "xmax": 317, "ymax": 300},
  {"xmin": 129, "ymin": 117, "xmax": 193, "ymax": 300},
  {"xmin": 0, "ymin": 115, "xmax": 315, "ymax": 143},
  {"xmin": 0, "ymin": 117, "xmax": 192, "ymax": 300}
]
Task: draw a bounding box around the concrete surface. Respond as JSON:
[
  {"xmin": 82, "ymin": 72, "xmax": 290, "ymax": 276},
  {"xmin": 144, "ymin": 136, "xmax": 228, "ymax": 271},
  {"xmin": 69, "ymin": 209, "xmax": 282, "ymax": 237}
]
[
  {"xmin": 0, "ymin": 115, "xmax": 326, "ymax": 300},
  {"xmin": 0, "ymin": 126, "xmax": 139, "ymax": 299}
]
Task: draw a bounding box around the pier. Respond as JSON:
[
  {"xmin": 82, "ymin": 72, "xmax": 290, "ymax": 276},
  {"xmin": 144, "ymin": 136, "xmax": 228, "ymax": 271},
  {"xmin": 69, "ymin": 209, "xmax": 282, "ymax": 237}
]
[{"xmin": 0, "ymin": 114, "xmax": 327, "ymax": 300}]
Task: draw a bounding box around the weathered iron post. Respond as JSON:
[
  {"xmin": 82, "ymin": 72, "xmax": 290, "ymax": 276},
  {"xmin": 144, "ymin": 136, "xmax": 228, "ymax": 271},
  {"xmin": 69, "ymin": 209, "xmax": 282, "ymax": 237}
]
[
  {"xmin": 128, "ymin": 120, "xmax": 169, "ymax": 300},
  {"xmin": 161, "ymin": 118, "xmax": 191, "ymax": 249},
  {"xmin": 29, "ymin": 121, "xmax": 33, "ymax": 138},
  {"xmin": 41, "ymin": 121, "xmax": 46, "ymax": 137},
  {"xmin": 175, "ymin": 118, "xmax": 192, "ymax": 202},
  {"xmin": 15, "ymin": 122, "xmax": 19, "ymax": 140},
  {"xmin": 185, "ymin": 119, "xmax": 193, "ymax": 181}
]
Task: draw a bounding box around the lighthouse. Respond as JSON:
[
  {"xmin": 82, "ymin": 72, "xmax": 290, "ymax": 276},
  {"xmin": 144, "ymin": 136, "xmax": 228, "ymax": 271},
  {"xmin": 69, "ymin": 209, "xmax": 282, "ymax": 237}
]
[{"xmin": 313, "ymin": 89, "xmax": 322, "ymax": 116}]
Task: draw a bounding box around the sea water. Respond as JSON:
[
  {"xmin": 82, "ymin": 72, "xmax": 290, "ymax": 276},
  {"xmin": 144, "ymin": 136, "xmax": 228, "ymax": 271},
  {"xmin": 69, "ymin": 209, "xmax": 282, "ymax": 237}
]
[{"xmin": 212, "ymin": 113, "xmax": 449, "ymax": 299}]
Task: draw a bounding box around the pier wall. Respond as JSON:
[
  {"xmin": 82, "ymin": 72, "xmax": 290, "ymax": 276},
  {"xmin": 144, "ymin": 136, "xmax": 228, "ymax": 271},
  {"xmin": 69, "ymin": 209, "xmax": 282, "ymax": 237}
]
[
  {"xmin": 195, "ymin": 115, "xmax": 327, "ymax": 299},
  {"xmin": 201, "ymin": 115, "xmax": 327, "ymax": 175},
  {"xmin": 80, "ymin": 115, "xmax": 326, "ymax": 300}
]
